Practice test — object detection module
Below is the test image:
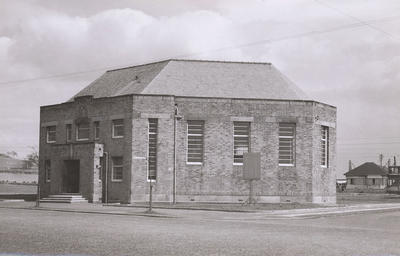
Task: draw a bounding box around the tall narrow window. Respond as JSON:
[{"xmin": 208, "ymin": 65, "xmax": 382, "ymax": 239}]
[
  {"xmin": 94, "ymin": 121, "xmax": 100, "ymax": 140},
  {"xmin": 46, "ymin": 126, "xmax": 56, "ymax": 143},
  {"xmin": 148, "ymin": 119, "xmax": 158, "ymax": 180},
  {"xmin": 66, "ymin": 124, "xmax": 72, "ymax": 142},
  {"xmin": 321, "ymin": 126, "xmax": 329, "ymax": 167},
  {"xmin": 76, "ymin": 123, "xmax": 89, "ymax": 141},
  {"xmin": 45, "ymin": 160, "xmax": 51, "ymax": 182},
  {"xmin": 111, "ymin": 157, "xmax": 123, "ymax": 182},
  {"xmin": 187, "ymin": 120, "xmax": 204, "ymax": 164},
  {"xmin": 279, "ymin": 123, "xmax": 295, "ymax": 166},
  {"xmin": 112, "ymin": 119, "xmax": 124, "ymax": 138},
  {"xmin": 233, "ymin": 122, "xmax": 250, "ymax": 164}
]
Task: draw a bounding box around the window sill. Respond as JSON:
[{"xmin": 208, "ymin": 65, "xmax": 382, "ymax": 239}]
[
  {"xmin": 112, "ymin": 136, "xmax": 124, "ymax": 139},
  {"xmin": 46, "ymin": 141, "xmax": 56, "ymax": 144},
  {"xmin": 279, "ymin": 164, "xmax": 295, "ymax": 167},
  {"xmin": 111, "ymin": 179, "xmax": 123, "ymax": 182},
  {"xmin": 76, "ymin": 138, "xmax": 89, "ymax": 141},
  {"xmin": 186, "ymin": 162, "xmax": 203, "ymax": 166},
  {"xmin": 233, "ymin": 163, "xmax": 243, "ymax": 166},
  {"xmin": 321, "ymin": 165, "xmax": 328, "ymax": 168}
]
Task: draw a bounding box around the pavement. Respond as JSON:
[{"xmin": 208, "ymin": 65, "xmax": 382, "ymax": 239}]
[{"xmin": 1, "ymin": 200, "xmax": 400, "ymax": 219}]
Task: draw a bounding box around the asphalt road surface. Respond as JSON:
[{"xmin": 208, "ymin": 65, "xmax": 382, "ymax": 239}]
[{"xmin": 1, "ymin": 207, "xmax": 399, "ymax": 256}]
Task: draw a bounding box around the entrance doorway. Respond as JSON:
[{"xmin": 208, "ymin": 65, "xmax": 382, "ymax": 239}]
[{"xmin": 63, "ymin": 160, "xmax": 80, "ymax": 193}]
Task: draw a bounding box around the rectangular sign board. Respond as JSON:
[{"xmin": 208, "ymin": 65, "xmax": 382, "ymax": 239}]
[{"xmin": 243, "ymin": 152, "xmax": 261, "ymax": 180}]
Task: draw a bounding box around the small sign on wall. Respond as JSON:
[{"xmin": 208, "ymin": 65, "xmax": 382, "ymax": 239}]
[{"xmin": 243, "ymin": 152, "xmax": 261, "ymax": 180}]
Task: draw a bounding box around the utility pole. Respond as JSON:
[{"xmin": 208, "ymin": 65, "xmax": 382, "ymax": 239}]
[{"xmin": 379, "ymin": 154, "xmax": 383, "ymax": 167}]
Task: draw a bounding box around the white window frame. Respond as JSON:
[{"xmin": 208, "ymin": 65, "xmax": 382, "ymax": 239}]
[
  {"xmin": 94, "ymin": 121, "xmax": 100, "ymax": 140},
  {"xmin": 147, "ymin": 118, "xmax": 157, "ymax": 181},
  {"xmin": 320, "ymin": 126, "xmax": 329, "ymax": 168},
  {"xmin": 66, "ymin": 124, "xmax": 72, "ymax": 142},
  {"xmin": 45, "ymin": 160, "xmax": 51, "ymax": 182},
  {"xmin": 186, "ymin": 120, "xmax": 204, "ymax": 165},
  {"xmin": 76, "ymin": 123, "xmax": 90, "ymax": 141},
  {"xmin": 111, "ymin": 157, "xmax": 123, "ymax": 182},
  {"xmin": 233, "ymin": 122, "xmax": 250, "ymax": 165},
  {"xmin": 278, "ymin": 123, "xmax": 295, "ymax": 166},
  {"xmin": 112, "ymin": 119, "xmax": 124, "ymax": 138},
  {"xmin": 46, "ymin": 126, "xmax": 56, "ymax": 143}
]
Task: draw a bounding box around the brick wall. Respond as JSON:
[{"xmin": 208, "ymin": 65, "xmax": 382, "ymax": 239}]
[
  {"xmin": 39, "ymin": 95, "xmax": 133, "ymax": 203},
  {"xmin": 39, "ymin": 94, "xmax": 337, "ymax": 204}
]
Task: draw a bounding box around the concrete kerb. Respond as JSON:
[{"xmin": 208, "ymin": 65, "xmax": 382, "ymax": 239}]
[
  {"xmin": 103, "ymin": 203, "xmax": 259, "ymax": 213},
  {"xmin": 262, "ymin": 203, "xmax": 400, "ymax": 219},
  {"xmin": 1, "ymin": 202, "xmax": 400, "ymax": 219},
  {"xmin": 0, "ymin": 204, "xmax": 175, "ymax": 219}
]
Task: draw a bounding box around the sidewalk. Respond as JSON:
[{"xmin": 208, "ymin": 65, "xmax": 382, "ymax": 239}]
[{"xmin": 1, "ymin": 200, "xmax": 400, "ymax": 219}]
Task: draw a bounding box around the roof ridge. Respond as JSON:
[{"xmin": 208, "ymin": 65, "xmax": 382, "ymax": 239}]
[
  {"xmin": 106, "ymin": 59, "xmax": 172, "ymax": 73},
  {"xmin": 106, "ymin": 58, "xmax": 273, "ymax": 73},
  {"xmin": 170, "ymin": 58, "xmax": 272, "ymax": 65}
]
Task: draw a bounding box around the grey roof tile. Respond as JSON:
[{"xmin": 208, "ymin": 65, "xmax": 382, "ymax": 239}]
[{"xmin": 72, "ymin": 59, "xmax": 311, "ymax": 100}]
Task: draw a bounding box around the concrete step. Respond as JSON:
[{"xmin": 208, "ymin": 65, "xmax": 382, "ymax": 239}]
[
  {"xmin": 49, "ymin": 195, "xmax": 85, "ymax": 198},
  {"xmin": 40, "ymin": 194, "xmax": 88, "ymax": 203}
]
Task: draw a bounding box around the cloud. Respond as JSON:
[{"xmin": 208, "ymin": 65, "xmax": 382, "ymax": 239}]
[{"xmin": 0, "ymin": 0, "xmax": 399, "ymax": 172}]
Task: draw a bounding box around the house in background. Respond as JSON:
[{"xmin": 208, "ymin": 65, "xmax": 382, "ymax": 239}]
[
  {"xmin": 39, "ymin": 59, "xmax": 337, "ymax": 204},
  {"xmin": 344, "ymin": 162, "xmax": 388, "ymax": 192},
  {"xmin": 387, "ymin": 163, "xmax": 400, "ymax": 192}
]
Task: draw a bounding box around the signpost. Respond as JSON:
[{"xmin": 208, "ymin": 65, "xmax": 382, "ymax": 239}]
[{"xmin": 243, "ymin": 152, "xmax": 261, "ymax": 205}]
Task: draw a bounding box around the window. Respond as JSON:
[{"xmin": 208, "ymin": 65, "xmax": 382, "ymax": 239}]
[
  {"xmin": 279, "ymin": 123, "xmax": 295, "ymax": 166},
  {"xmin": 233, "ymin": 122, "xmax": 250, "ymax": 164},
  {"xmin": 66, "ymin": 124, "xmax": 72, "ymax": 142},
  {"xmin": 148, "ymin": 119, "xmax": 158, "ymax": 180},
  {"xmin": 187, "ymin": 120, "xmax": 204, "ymax": 164},
  {"xmin": 111, "ymin": 157, "xmax": 123, "ymax": 181},
  {"xmin": 94, "ymin": 121, "xmax": 100, "ymax": 140},
  {"xmin": 112, "ymin": 119, "xmax": 124, "ymax": 138},
  {"xmin": 321, "ymin": 126, "xmax": 329, "ymax": 167},
  {"xmin": 372, "ymin": 178, "xmax": 376, "ymax": 185},
  {"xmin": 76, "ymin": 123, "xmax": 89, "ymax": 141},
  {"xmin": 46, "ymin": 126, "xmax": 56, "ymax": 143},
  {"xmin": 45, "ymin": 160, "xmax": 51, "ymax": 182},
  {"xmin": 350, "ymin": 178, "xmax": 354, "ymax": 185}
]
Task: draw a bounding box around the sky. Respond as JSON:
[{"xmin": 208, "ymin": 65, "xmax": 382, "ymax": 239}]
[{"xmin": 0, "ymin": 0, "xmax": 399, "ymax": 177}]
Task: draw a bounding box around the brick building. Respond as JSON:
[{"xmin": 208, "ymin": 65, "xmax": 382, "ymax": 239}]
[{"xmin": 39, "ymin": 59, "xmax": 337, "ymax": 204}]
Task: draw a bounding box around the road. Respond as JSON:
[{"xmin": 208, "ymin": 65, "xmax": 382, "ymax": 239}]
[{"xmin": 0, "ymin": 207, "xmax": 399, "ymax": 256}]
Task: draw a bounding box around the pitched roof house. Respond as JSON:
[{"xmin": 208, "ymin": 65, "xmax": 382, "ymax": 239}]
[
  {"xmin": 345, "ymin": 162, "xmax": 388, "ymax": 191},
  {"xmin": 39, "ymin": 59, "xmax": 337, "ymax": 204}
]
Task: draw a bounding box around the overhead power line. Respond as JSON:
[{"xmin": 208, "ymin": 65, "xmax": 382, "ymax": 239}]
[
  {"xmin": 1, "ymin": 14, "xmax": 400, "ymax": 88},
  {"xmin": 313, "ymin": 0, "xmax": 400, "ymax": 41}
]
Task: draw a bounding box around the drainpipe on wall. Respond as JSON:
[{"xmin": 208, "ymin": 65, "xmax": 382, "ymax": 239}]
[
  {"xmin": 103, "ymin": 151, "xmax": 109, "ymax": 204},
  {"xmin": 173, "ymin": 116, "xmax": 176, "ymax": 204},
  {"xmin": 173, "ymin": 104, "xmax": 183, "ymax": 204}
]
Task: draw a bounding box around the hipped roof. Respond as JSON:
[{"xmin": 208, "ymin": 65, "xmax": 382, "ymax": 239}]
[
  {"xmin": 72, "ymin": 59, "xmax": 310, "ymax": 101},
  {"xmin": 344, "ymin": 162, "xmax": 388, "ymax": 177}
]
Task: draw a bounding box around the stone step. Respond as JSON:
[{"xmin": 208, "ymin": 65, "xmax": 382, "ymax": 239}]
[
  {"xmin": 49, "ymin": 195, "xmax": 85, "ymax": 198},
  {"xmin": 40, "ymin": 194, "xmax": 88, "ymax": 203},
  {"xmin": 39, "ymin": 199, "xmax": 88, "ymax": 203}
]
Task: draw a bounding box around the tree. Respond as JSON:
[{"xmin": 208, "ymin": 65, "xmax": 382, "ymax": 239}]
[{"xmin": 26, "ymin": 147, "xmax": 39, "ymax": 166}]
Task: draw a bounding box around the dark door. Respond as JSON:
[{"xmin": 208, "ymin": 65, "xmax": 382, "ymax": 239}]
[{"xmin": 63, "ymin": 160, "xmax": 80, "ymax": 193}]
